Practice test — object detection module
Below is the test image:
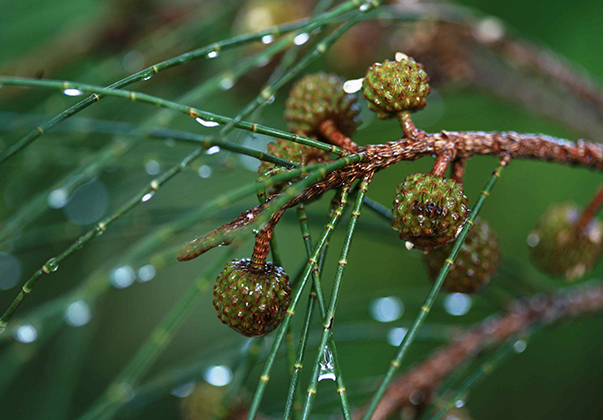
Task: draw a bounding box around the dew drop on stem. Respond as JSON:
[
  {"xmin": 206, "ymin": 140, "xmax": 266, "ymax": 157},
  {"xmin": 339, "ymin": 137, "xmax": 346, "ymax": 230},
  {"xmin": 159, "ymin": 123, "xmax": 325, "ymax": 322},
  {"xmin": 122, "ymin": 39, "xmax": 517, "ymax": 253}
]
[
  {"xmin": 206, "ymin": 51, "xmax": 219, "ymax": 59},
  {"xmin": 44, "ymin": 258, "xmax": 59, "ymax": 273},
  {"xmin": 261, "ymin": 35, "xmax": 274, "ymax": 44},
  {"xmin": 63, "ymin": 88, "xmax": 83, "ymax": 97},
  {"xmin": 195, "ymin": 117, "xmax": 220, "ymax": 128},
  {"xmin": 318, "ymin": 346, "xmax": 336, "ymax": 381}
]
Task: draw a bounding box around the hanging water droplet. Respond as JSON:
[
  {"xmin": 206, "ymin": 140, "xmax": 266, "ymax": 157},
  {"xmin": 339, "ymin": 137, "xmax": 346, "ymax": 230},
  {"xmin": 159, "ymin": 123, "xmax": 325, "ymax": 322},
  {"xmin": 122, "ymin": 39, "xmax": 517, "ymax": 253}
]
[
  {"xmin": 63, "ymin": 88, "xmax": 83, "ymax": 97},
  {"xmin": 405, "ymin": 241, "xmax": 414, "ymax": 251},
  {"xmin": 44, "ymin": 258, "xmax": 59, "ymax": 273},
  {"xmin": 318, "ymin": 346, "xmax": 336, "ymax": 381},
  {"xmin": 527, "ymin": 233, "xmax": 539, "ymax": 247},
  {"xmin": 142, "ymin": 74, "xmax": 153, "ymax": 81},
  {"xmin": 409, "ymin": 389, "xmax": 426, "ymax": 405},
  {"xmin": 369, "ymin": 296, "xmax": 404, "ymax": 323},
  {"xmin": 206, "ymin": 145, "xmax": 221, "ymax": 155},
  {"xmin": 387, "ymin": 327, "xmax": 408, "ymax": 346},
  {"xmin": 343, "ymin": 78, "xmax": 363, "ymax": 94},
  {"xmin": 206, "ymin": 51, "xmax": 219, "ymax": 59},
  {"xmin": 145, "ymin": 160, "xmax": 161, "ymax": 175},
  {"xmin": 262, "ymin": 35, "xmax": 274, "ymax": 44},
  {"xmin": 197, "ymin": 165, "xmax": 212, "ymax": 178},
  {"xmin": 137, "ymin": 264, "xmax": 156, "ymax": 282},
  {"xmin": 220, "ymin": 77, "xmax": 235, "ymax": 91},
  {"xmin": 48, "ymin": 188, "xmax": 69, "ymax": 209},
  {"xmin": 513, "ymin": 340, "xmax": 527, "ymax": 353},
  {"xmin": 171, "ymin": 381, "xmax": 196, "ymax": 398},
  {"xmin": 142, "ymin": 192, "xmax": 154, "ymax": 202},
  {"xmin": 0, "ymin": 252, "xmax": 22, "ymax": 290},
  {"xmin": 203, "ymin": 365, "xmax": 232, "ymax": 386},
  {"xmin": 293, "ymin": 33, "xmax": 310, "ymax": 46},
  {"xmin": 455, "ymin": 398, "xmax": 466, "ymax": 408},
  {"xmin": 444, "ymin": 293, "xmax": 472, "ymax": 316},
  {"xmin": 195, "ymin": 117, "xmax": 220, "ymax": 128},
  {"xmin": 14, "ymin": 324, "xmax": 38, "ymax": 343},
  {"xmin": 111, "ymin": 266, "xmax": 136, "ymax": 289},
  {"xmin": 64, "ymin": 300, "xmax": 92, "ymax": 327},
  {"xmin": 359, "ymin": 3, "xmax": 370, "ymax": 12},
  {"xmin": 265, "ymin": 95, "xmax": 275, "ymax": 104},
  {"xmin": 122, "ymin": 50, "xmax": 145, "ymax": 73}
]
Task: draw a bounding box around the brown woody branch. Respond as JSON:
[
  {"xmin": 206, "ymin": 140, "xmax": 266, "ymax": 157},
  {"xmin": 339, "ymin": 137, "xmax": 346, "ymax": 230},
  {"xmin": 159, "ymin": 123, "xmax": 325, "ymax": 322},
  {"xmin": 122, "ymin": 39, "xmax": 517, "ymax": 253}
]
[
  {"xmin": 176, "ymin": 131, "xmax": 603, "ymax": 260},
  {"xmin": 358, "ymin": 282, "xmax": 603, "ymax": 420}
]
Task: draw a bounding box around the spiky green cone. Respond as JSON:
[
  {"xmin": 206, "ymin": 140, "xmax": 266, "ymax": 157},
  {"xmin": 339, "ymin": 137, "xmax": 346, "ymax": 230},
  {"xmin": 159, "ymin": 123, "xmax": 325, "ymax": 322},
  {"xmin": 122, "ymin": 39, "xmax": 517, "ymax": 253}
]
[
  {"xmin": 392, "ymin": 173, "xmax": 469, "ymax": 251},
  {"xmin": 529, "ymin": 202, "xmax": 603, "ymax": 281},
  {"xmin": 424, "ymin": 218, "xmax": 500, "ymax": 293},
  {"xmin": 284, "ymin": 72, "xmax": 361, "ymax": 137},
  {"xmin": 363, "ymin": 54, "xmax": 431, "ymax": 119},
  {"xmin": 213, "ymin": 259, "xmax": 291, "ymax": 337}
]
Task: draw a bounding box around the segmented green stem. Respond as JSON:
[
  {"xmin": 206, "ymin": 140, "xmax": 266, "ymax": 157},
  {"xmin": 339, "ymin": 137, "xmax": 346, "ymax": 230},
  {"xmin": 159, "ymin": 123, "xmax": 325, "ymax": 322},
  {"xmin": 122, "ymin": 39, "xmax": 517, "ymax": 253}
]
[
  {"xmin": 283, "ymin": 203, "xmax": 351, "ymax": 420},
  {"xmin": 361, "ymin": 156, "xmax": 511, "ymax": 420},
  {"xmin": 0, "ymin": 8, "xmax": 350, "ymax": 165},
  {"xmin": 300, "ymin": 175, "xmax": 372, "ymax": 420},
  {"xmin": 0, "ymin": 154, "xmax": 361, "ymax": 331},
  {"xmin": 76, "ymin": 249, "xmax": 234, "ymax": 420},
  {"xmin": 0, "ymin": 77, "xmax": 343, "ymax": 156},
  {"xmin": 246, "ymin": 186, "xmax": 352, "ymax": 420},
  {"xmin": 219, "ymin": 0, "xmax": 383, "ymax": 135}
]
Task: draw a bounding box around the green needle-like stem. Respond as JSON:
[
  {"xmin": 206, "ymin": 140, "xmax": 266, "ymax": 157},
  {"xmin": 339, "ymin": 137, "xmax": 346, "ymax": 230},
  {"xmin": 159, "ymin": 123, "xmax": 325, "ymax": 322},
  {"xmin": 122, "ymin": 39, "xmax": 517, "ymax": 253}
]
[
  {"xmin": 361, "ymin": 156, "xmax": 511, "ymax": 420},
  {"xmin": 299, "ymin": 175, "xmax": 372, "ymax": 420},
  {"xmin": 246, "ymin": 185, "xmax": 351, "ymax": 420}
]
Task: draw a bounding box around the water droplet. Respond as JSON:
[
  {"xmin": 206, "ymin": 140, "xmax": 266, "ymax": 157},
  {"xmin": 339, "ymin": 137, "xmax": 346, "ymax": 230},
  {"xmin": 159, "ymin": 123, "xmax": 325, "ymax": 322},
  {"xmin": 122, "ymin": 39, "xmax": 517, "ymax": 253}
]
[
  {"xmin": 359, "ymin": 3, "xmax": 370, "ymax": 12},
  {"xmin": 63, "ymin": 178, "xmax": 109, "ymax": 225},
  {"xmin": 395, "ymin": 52, "xmax": 409, "ymax": 62},
  {"xmin": 44, "ymin": 258, "xmax": 59, "ymax": 273},
  {"xmin": 48, "ymin": 188, "xmax": 69, "ymax": 209},
  {"xmin": 220, "ymin": 77, "xmax": 234, "ymax": 91},
  {"xmin": 369, "ymin": 296, "xmax": 404, "ymax": 323},
  {"xmin": 111, "ymin": 266, "xmax": 136, "ymax": 289},
  {"xmin": 473, "ymin": 17, "xmax": 505, "ymax": 43},
  {"xmin": 195, "ymin": 117, "xmax": 220, "ymax": 128},
  {"xmin": 527, "ymin": 232, "xmax": 539, "ymax": 247},
  {"xmin": 14, "ymin": 324, "xmax": 38, "ymax": 343},
  {"xmin": 63, "ymin": 88, "xmax": 83, "ymax": 97},
  {"xmin": 409, "ymin": 389, "xmax": 425, "ymax": 405},
  {"xmin": 142, "ymin": 74, "xmax": 152, "ymax": 81},
  {"xmin": 513, "ymin": 340, "xmax": 527, "ymax": 353},
  {"xmin": 0, "ymin": 252, "xmax": 22, "ymax": 290},
  {"xmin": 145, "ymin": 160, "xmax": 161, "ymax": 175},
  {"xmin": 293, "ymin": 33, "xmax": 309, "ymax": 46},
  {"xmin": 444, "ymin": 293, "xmax": 472, "ymax": 316},
  {"xmin": 206, "ymin": 51, "xmax": 219, "ymax": 59},
  {"xmin": 387, "ymin": 327, "xmax": 408, "ymax": 346},
  {"xmin": 318, "ymin": 346, "xmax": 336, "ymax": 381},
  {"xmin": 198, "ymin": 165, "xmax": 212, "ymax": 178},
  {"xmin": 122, "ymin": 50, "xmax": 145, "ymax": 73},
  {"xmin": 261, "ymin": 35, "xmax": 274, "ymax": 44},
  {"xmin": 455, "ymin": 398, "xmax": 466, "ymax": 408},
  {"xmin": 142, "ymin": 192, "xmax": 154, "ymax": 202},
  {"xmin": 343, "ymin": 78, "xmax": 363, "ymax": 94},
  {"xmin": 64, "ymin": 300, "xmax": 91, "ymax": 327},
  {"xmin": 110, "ymin": 382, "xmax": 135, "ymax": 402},
  {"xmin": 265, "ymin": 95, "xmax": 275, "ymax": 104},
  {"xmin": 171, "ymin": 381, "xmax": 196, "ymax": 398},
  {"xmin": 206, "ymin": 145, "xmax": 221, "ymax": 155},
  {"xmin": 203, "ymin": 365, "xmax": 232, "ymax": 386},
  {"xmin": 405, "ymin": 241, "xmax": 414, "ymax": 251},
  {"xmin": 137, "ymin": 264, "xmax": 156, "ymax": 282}
]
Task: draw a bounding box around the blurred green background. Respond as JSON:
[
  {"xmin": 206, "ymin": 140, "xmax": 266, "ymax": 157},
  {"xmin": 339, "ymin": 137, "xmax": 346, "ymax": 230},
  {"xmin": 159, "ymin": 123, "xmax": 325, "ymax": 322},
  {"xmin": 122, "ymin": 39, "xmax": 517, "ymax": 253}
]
[{"xmin": 1, "ymin": 0, "xmax": 603, "ymax": 419}]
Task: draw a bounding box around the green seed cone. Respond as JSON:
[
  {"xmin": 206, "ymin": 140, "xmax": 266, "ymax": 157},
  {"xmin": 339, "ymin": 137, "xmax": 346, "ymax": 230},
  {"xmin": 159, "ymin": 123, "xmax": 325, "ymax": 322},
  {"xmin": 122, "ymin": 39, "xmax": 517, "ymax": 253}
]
[
  {"xmin": 257, "ymin": 138, "xmax": 328, "ymax": 174},
  {"xmin": 284, "ymin": 72, "xmax": 361, "ymax": 137},
  {"xmin": 213, "ymin": 259, "xmax": 291, "ymax": 337},
  {"xmin": 392, "ymin": 173, "xmax": 469, "ymax": 251},
  {"xmin": 363, "ymin": 54, "xmax": 431, "ymax": 119},
  {"xmin": 424, "ymin": 218, "xmax": 500, "ymax": 293},
  {"xmin": 529, "ymin": 202, "xmax": 603, "ymax": 281}
]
